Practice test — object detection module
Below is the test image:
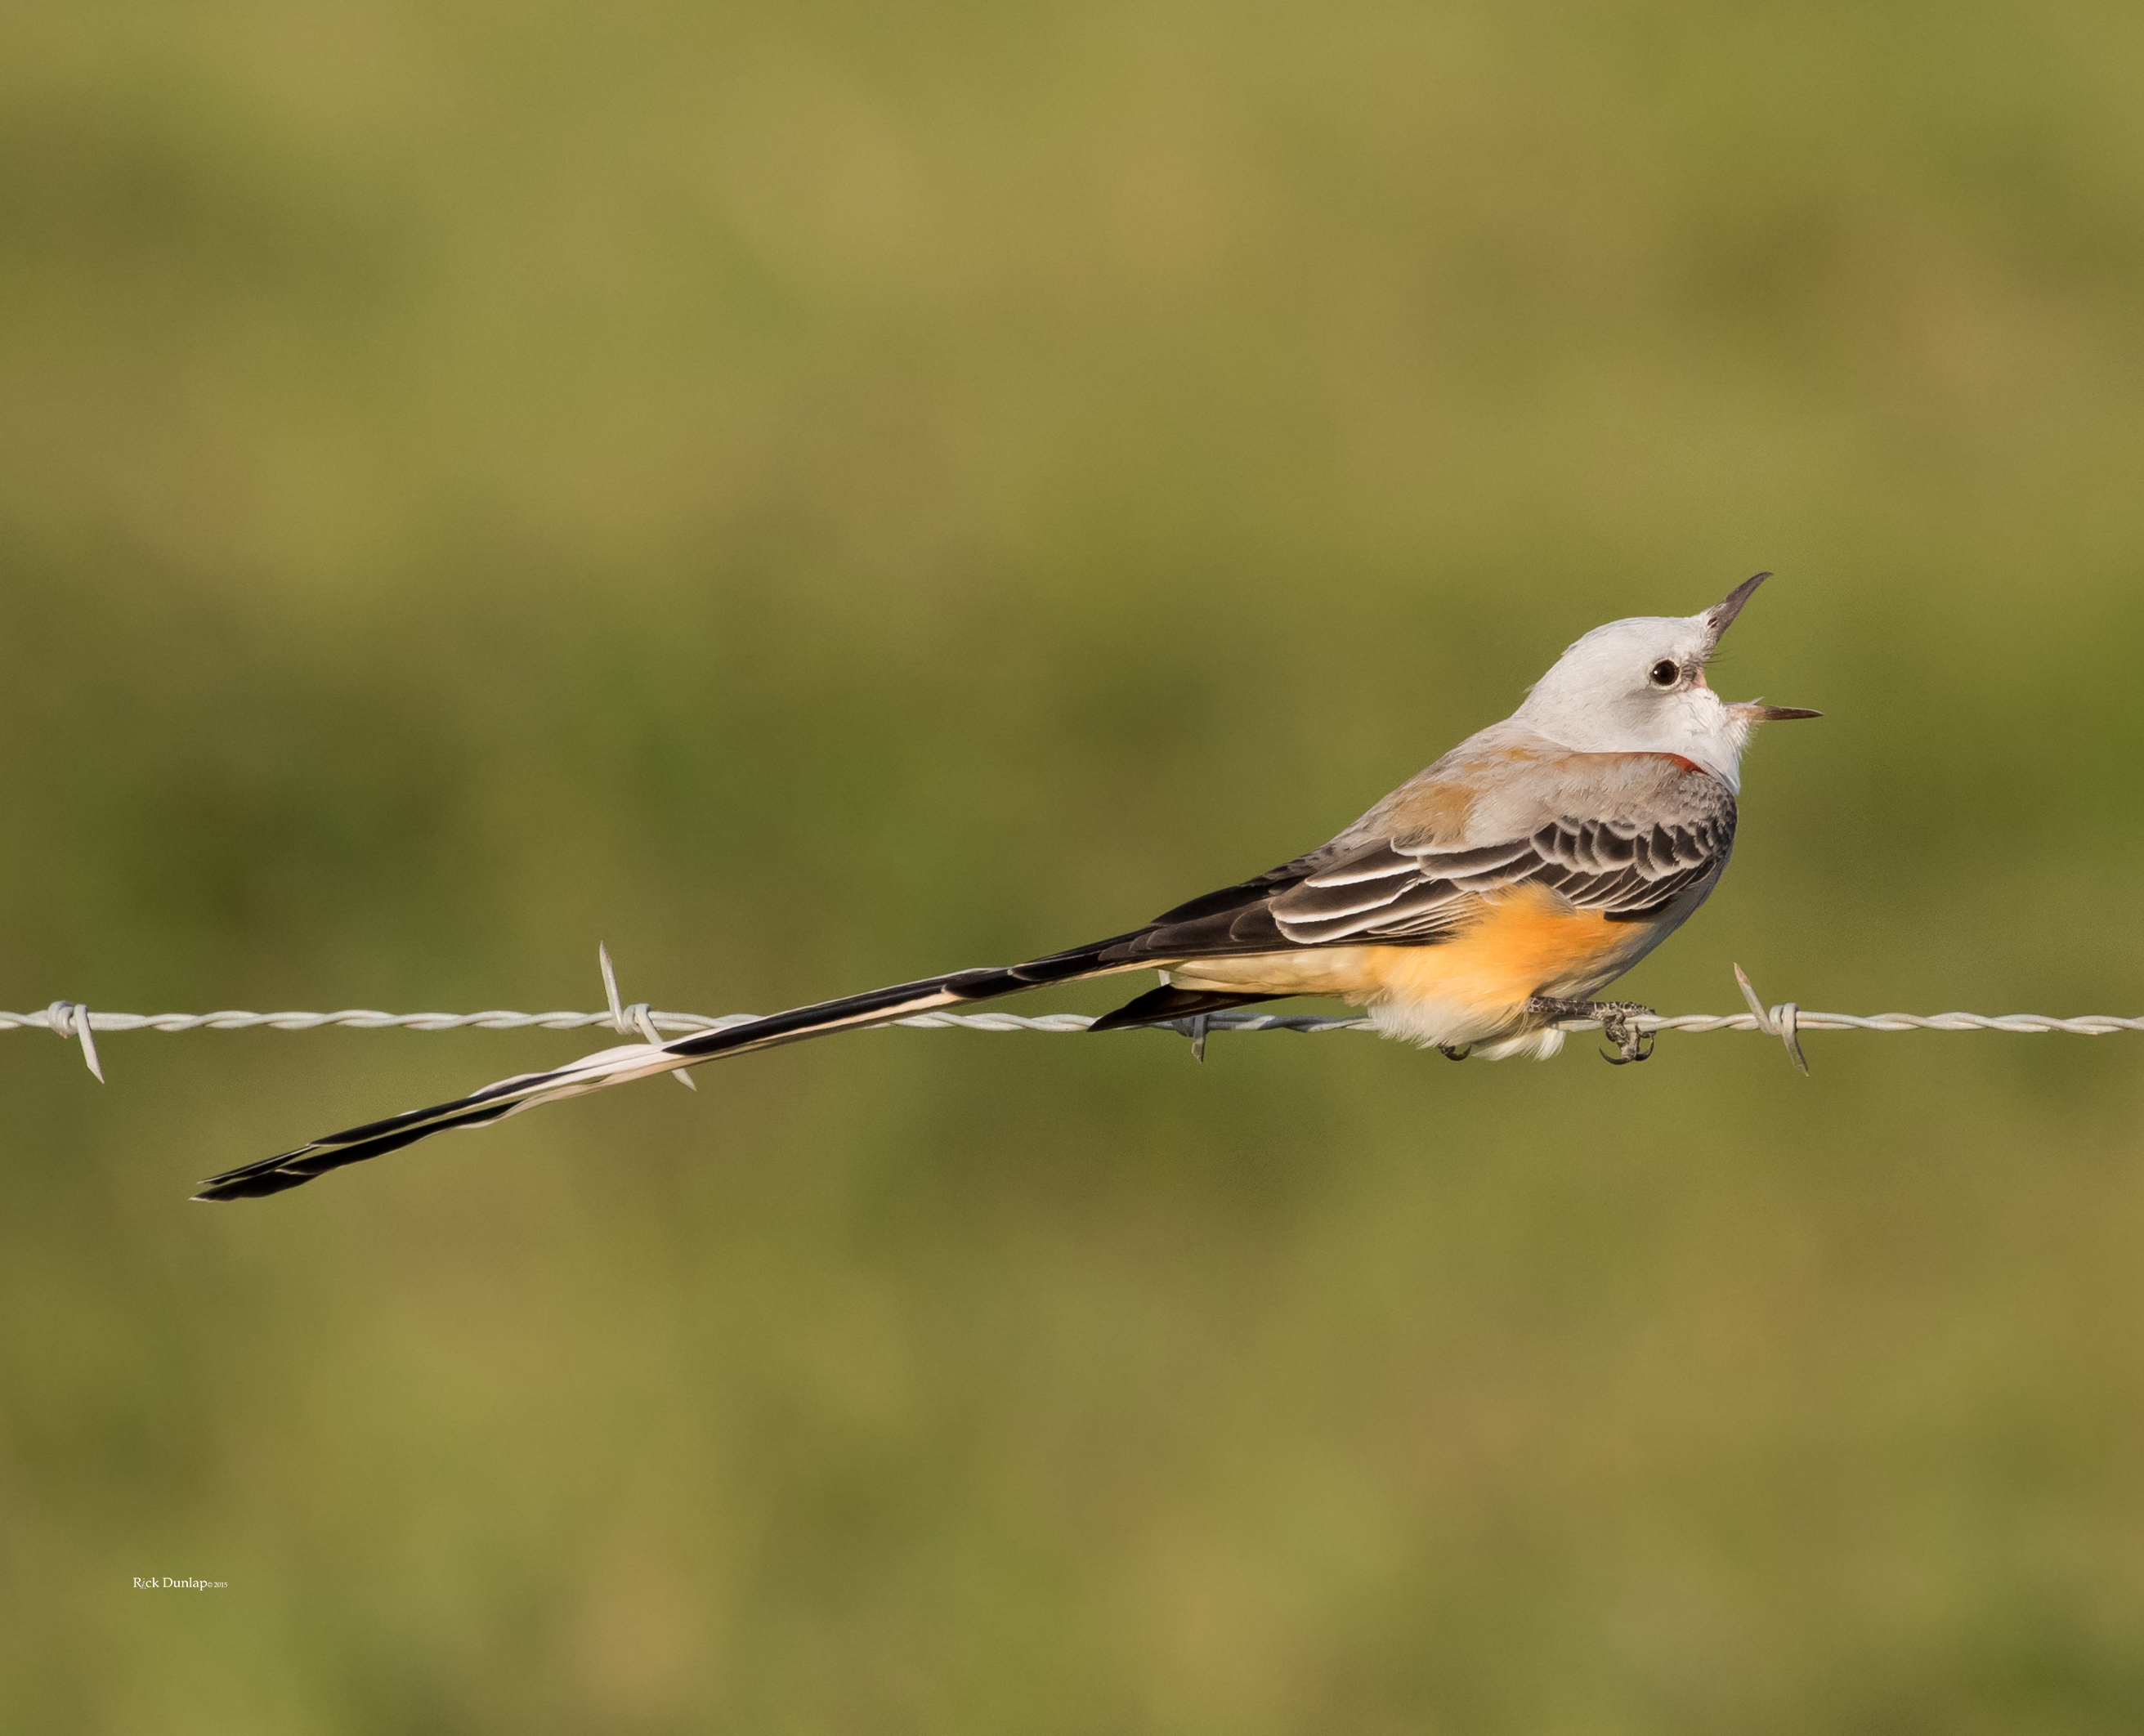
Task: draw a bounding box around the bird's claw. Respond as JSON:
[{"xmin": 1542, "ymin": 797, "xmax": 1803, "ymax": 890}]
[{"xmin": 1594, "ymin": 1002, "xmax": 1656, "ymax": 1065}]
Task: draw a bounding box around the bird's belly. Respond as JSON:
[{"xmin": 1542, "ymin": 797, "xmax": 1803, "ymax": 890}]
[{"xmin": 1165, "ymin": 883, "xmax": 1683, "ymax": 1048}]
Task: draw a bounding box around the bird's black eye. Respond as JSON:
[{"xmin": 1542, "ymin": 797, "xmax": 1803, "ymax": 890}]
[{"xmin": 1649, "ymin": 660, "xmax": 1680, "ymax": 688}]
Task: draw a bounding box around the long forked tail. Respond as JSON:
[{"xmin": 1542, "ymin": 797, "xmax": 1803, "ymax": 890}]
[{"xmin": 194, "ymin": 942, "xmax": 1160, "ymax": 1202}]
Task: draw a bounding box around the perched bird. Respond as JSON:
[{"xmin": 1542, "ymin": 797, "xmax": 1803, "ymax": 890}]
[{"xmin": 197, "ymin": 573, "xmax": 1816, "ymax": 1201}]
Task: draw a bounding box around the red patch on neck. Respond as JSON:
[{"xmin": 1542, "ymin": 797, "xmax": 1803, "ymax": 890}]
[{"xmin": 1659, "ymin": 754, "xmax": 1704, "ymax": 775}]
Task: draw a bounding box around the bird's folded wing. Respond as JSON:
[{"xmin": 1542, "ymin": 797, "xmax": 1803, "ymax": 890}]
[
  {"xmin": 1265, "ymin": 812, "xmax": 1729, "ymax": 944},
  {"xmin": 1098, "ymin": 749, "xmax": 1736, "ymax": 959}
]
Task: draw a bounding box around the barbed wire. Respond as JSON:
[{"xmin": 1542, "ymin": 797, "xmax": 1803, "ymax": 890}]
[{"xmin": 5, "ymin": 960, "xmax": 2140, "ymax": 1082}]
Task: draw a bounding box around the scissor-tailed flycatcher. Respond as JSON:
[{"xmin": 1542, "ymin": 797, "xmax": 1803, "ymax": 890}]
[{"xmin": 197, "ymin": 574, "xmax": 1816, "ymax": 1200}]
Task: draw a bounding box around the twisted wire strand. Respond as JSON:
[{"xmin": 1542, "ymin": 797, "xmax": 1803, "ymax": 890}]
[{"xmin": 6, "ymin": 1005, "xmax": 2142, "ymax": 1038}]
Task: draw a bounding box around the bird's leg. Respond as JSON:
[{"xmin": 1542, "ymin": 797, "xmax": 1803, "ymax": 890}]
[
  {"xmin": 1523, "ymin": 996, "xmax": 1658, "ymax": 1065},
  {"xmin": 1436, "ymin": 1043, "xmax": 1472, "ymax": 1062}
]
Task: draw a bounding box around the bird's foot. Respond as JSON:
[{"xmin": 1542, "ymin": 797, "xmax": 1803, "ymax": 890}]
[
  {"xmin": 1592, "ymin": 1001, "xmax": 1657, "ymax": 1064},
  {"xmin": 1437, "ymin": 1043, "xmax": 1472, "ymax": 1062},
  {"xmin": 1523, "ymin": 996, "xmax": 1657, "ymax": 1065}
]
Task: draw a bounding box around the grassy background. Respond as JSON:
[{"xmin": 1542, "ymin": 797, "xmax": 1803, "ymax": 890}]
[{"xmin": 6, "ymin": 1, "xmax": 2144, "ymax": 1729}]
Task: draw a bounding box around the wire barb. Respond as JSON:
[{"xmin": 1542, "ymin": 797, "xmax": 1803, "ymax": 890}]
[
  {"xmin": 1734, "ymin": 964, "xmax": 1809, "ymax": 1075},
  {"xmin": 1187, "ymin": 1013, "xmax": 1211, "ymax": 1063},
  {"xmin": 46, "ymin": 1000, "xmax": 104, "ymax": 1082},
  {"xmin": 599, "ymin": 944, "xmax": 697, "ymax": 1090}
]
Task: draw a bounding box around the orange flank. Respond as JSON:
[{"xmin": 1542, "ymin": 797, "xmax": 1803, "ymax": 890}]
[{"xmin": 1165, "ymin": 883, "xmax": 1666, "ymax": 1028}]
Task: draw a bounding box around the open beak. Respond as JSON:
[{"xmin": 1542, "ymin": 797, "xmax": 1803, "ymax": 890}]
[{"xmin": 1703, "ymin": 571, "xmax": 1820, "ymax": 718}]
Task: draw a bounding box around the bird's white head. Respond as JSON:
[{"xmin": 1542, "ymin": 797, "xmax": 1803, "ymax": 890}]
[{"xmin": 1511, "ymin": 573, "xmax": 1819, "ymax": 790}]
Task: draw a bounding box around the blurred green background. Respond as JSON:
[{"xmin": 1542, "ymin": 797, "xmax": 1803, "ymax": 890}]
[{"xmin": 6, "ymin": 1, "xmax": 2144, "ymax": 1729}]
